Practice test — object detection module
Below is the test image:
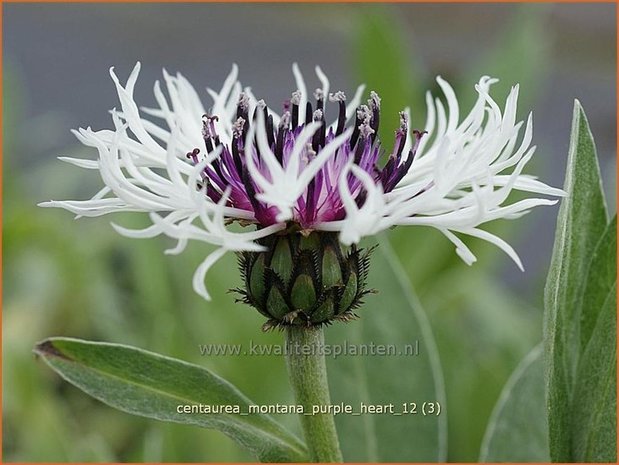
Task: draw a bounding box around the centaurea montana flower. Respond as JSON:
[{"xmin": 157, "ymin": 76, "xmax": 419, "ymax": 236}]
[{"xmin": 40, "ymin": 63, "xmax": 564, "ymax": 326}]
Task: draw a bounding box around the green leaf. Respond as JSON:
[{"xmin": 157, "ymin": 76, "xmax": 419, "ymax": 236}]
[
  {"xmin": 422, "ymin": 269, "xmax": 543, "ymax": 461},
  {"xmin": 479, "ymin": 344, "xmax": 549, "ymax": 462},
  {"xmin": 571, "ymin": 283, "xmax": 617, "ymax": 461},
  {"xmin": 544, "ymin": 100, "xmax": 608, "ymax": 461},
  {"xmin": 326, "ymin": 236, "xmax": 447, "ymax": 461},
  {"xmin": 34, "ymin": 338, "xmax": 307, "ymax": 462},
  {"xmin": 578, "ymin": 216, "xmax": 617, "ymax": 353}
]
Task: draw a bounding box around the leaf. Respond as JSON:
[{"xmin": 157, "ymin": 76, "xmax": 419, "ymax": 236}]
[
  {"xmin": 479, "ymin": 344, "xmax": 549, "ymax": 462},
  {"xmin": 571, "ymin": 217, "xmax": 617, "ymax": 462},
  {"xmin": 424, "ymin": 269, "xmax": 544, "ymax": 460},
  {"xmin": 543, "ymin": 100, "xmax": 608, "ymax": 461},
  {"xmin": 571, "ymin": 284, "xmax": 617, "ymax": 462},
  {"xmin": 578, "ymin": 216, "xmax": 617, "ymax": 353},
  {"xmin": 326, "ymin": 236, "xmax": 447, "ymax": 461},
  {"xmin": 34, "ymin": 338, "xmax": 307, "ymax": 463}
]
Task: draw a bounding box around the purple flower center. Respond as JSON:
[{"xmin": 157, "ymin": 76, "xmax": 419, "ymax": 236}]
[{"xmin": 187, "ymin": 90, "xmax": 425, "ymax": 229}]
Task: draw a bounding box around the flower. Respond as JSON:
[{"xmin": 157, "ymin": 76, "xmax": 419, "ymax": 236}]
[{"xmin": 40, "ymin": 62, "xmax": 564, "ymax": 304}]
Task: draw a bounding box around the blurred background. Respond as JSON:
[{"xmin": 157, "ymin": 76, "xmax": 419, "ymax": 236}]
[{"xmin": 3, "ymin": 2, "xmax": 616, "ymax": 462}]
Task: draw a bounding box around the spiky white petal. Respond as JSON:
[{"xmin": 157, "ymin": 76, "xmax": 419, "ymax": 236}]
[{"xmin": 41, "ymin": 63, "xmax": 564, "ymax": 301}]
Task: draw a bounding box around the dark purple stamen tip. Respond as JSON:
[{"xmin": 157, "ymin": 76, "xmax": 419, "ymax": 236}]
[
  {"xmin": 184, "ymin": 90, "xmax": 426, "ymax": 229},
  {"xmin": 186, "ymin": 148, "xmax": 200, "ymax": 164}
]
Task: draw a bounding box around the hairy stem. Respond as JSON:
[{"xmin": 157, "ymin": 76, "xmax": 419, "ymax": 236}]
[{"xmin": 285, "ymin": 326, "xmax": 343, "ymax": 462}]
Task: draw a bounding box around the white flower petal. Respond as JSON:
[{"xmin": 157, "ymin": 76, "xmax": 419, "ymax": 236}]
[{"xmin": 192, "ymin": 248, "xmax": 228, "ymax": 300}]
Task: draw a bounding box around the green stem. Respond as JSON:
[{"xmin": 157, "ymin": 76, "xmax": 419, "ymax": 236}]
[{"xmin": 285, "ymin": 326, "xmax": 343, "ymax": 463}]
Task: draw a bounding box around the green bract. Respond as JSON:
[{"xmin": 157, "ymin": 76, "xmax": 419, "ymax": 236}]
[{"xmin": 236, "ymin": 232, "xmax": 374, "ymax": 329}]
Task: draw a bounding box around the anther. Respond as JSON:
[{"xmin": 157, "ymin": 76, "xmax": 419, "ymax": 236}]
[
  {"xmin": 291, "ymin": 90, "xmax": 301, "ymax": 128},
  {"xmin": 202, "ymin": 119, "xmax": 214, "ymax": 153},
  {"xmin": 312, "ymin": 109, "xmax": 323, "ymax": 152},
  {"xmin": 358, "ymin": 122, "xmax": 376, "ymax": 139},
  {"xmin": 330, "ymin": 91, "xmax": 347, "ymax": 136},
  {"xmin": 367, "ymin": 93, "xmax": 381, "ymax": 143},
  {"xmin": 279, "ymin": 110, "xmax": 291, "ymax": 130},
  {"xmin": 291, "ymin": 90, "xmax": 302, "ymax": 106},
  {"xmin": 236, "ymin": 92, "xmax": 250, "ymax": 119},
  {"xmin": 356, "ymin": 105, "xmax": 372, "ymax": 124},
  {"xmin": 314, "ymin": 88, "xmax": 324, "ymax": 111},
  {"xmin": 328, "ymin": 91, "xmax": 346, "ymax": 102},
  {"xmin": 368, "ymin": 91, "xmax": 381, "ymax": 110},
  {"xmin": 399, "ymin": 111, "xmax": 409, "ymax": 131},
  {"xmin": 232, "ymin": 117, "xmax": 246, "ymax": 139}
]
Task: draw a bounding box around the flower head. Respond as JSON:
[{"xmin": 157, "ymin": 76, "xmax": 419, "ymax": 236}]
[{"xmin": 40, "ymin": 62, "xmax": 564, "ymax": 306}]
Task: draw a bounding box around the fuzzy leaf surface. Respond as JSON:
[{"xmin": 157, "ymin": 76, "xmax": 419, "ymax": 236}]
[
  {"xmin": 544, "ymin": 100, "xmax": 608, "ymax": 461},
  {"xmin": 34, "ymin": 338, "xmax": 308, "ymax": 462},
  {"xmin": 479, "ymin": 344, "xmax": 549, "ymax": 462}
]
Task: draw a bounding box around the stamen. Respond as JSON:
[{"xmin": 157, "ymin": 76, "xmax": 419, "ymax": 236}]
[
  {"xmin": 393, "ymin": 111, "xmax": 408, "ymax": 159},
  {"xmin": 206, "ymin": 182, "xmax": 222, "ymax": 203},
  {"xmin": 275, "ymin": 111, "xmax": 290, "ymax": 163},
  {"xmin": 231, "ymin": 142, "xmax": 243, "ymax": 175},
  {"xmin": 399, "ymin": 111, "xmax": 409, "ymax": 130},
  {"xmin": 249, "ymin": 104, "xmax": 265, "ymax": 159},
  {"xmin": 385, "ymin": 129, "xmax": 427, "ymax": 192},
  {"xmin": 251, "ymin": 100, "xmax": 275, "ymax": 147},
  {"xmin": 353, "ymin": 131, "xmax": 367, "ymax": 164},
  {"xmin": 241, "ymin": 167, "xmax": 266, "ymax": 219},
  {"xmin": 314, "ymin": 88, "xmax": 324, "ymax": 111},
  {"xmin": 350, "ymin": 105, "xmax": 372, "ymax": 147},
  {"xmin": 236, "ymin": 92, "xmax": 250, "ymax": 119},
  {"xmin": 291, "ymin": 90, "xmax": 301, "ymax": 128},
  {"xmin": 305, "ymin": 101, "xmax": 313, "ymax": 126},
  {"xmin": 329, "ymin": 91, "xmax": 347, "ymax": 136},
  {"xmin": 203, "ymin": 114, "xmax": 221, "ymax": 147},
  {"xmin": 368, "ymin": 91, "xmax": 381, "ymax": 142},
  {"xmin": 358, "ymin": 122, "xmax": 375, "ymax": 139},
  {"xmin": 368, "ymin": 91, "xmax": 381, "ymax": 110},
  {"xmin": 202, "ymin": 116, "xmax": 214, "ymax": 153},
  {"xmin": 231, "ymin": 134, "xmax": 243, "ymax": 174},
  {"xmin": 232, "ymin": 117, "xmax": 246, "ymax": 139},
  {"xmin": 312, "ymin": 109, "xmax": 323, "ymax": 152},
  {"xmin": 202, "ymin": 115, "xmax": 213, "ymax": 138},
  {"xmin": 279, "ymin": 110, "xmax": 291, "ymax": 130},
  {"xmin": 350, "ymin": 108, "xmax": 363, "ymax": 148},
  {"xmin": 267, "ymin": 113, "xmax": 275, "ymax": 148},
  {"xmin": 328, "ymin": 91, "xmax": 346, "ymax": 102},
  {"xmin": 291, "ymin": 90, "xmax": 302, "ymax": 106},
  {"xmin": 211, "ymin": 158, "xmax": 225, "ymax": 181},
  {"xmin": 303, "ymin": 143, "xmax": 317, "ymax": 164},
  {"xmin": 356, "ymin": 105, "xmax": 372, "ymax": 124},
  {"xmin": 185, "ymin": 148, "xmax": 201, "ymax": 164},
  {"xmin": 305, "ymin": 177, "xmax": 316, "ymax": 223}
]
